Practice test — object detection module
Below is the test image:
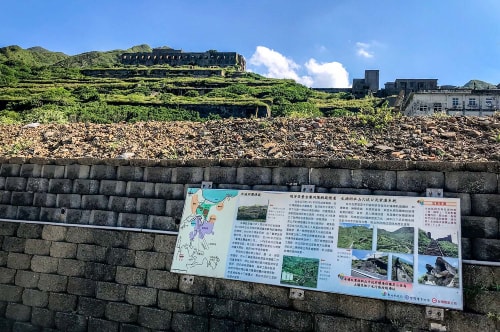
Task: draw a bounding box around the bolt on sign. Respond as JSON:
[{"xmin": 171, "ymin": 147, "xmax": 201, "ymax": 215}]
[{"xmin": 171, "ymin": 188, "xmax": 462, "ymax": 310}]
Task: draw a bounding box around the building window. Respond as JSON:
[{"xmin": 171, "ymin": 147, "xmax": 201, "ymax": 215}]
[
  {"xmin": 433, "ymin": 103, "xmax": 442, "ymax": 112},
  {"xmin": 485, "ymin": 98, "xmax": 493, "ymax": 108},
  {"xmin": 452, "ymin": 98, "xmax": 459, "ymax": 107},
  {"xmin": 468, "ymin": 98, "xmax": 477, "ymax": 107},
  {"xmin": 419, "ymin": 105, "xmax": 428, "ymax": 112}
]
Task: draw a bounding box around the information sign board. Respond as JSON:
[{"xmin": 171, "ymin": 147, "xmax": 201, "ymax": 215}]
[{"xmin": 171, "ymin": 189, "xmax": 462, "ymax": 310}]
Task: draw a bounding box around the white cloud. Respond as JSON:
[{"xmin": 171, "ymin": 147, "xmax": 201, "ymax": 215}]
[
  {"xmin": 249, "ymin": 46, "xmax": 350, "ymax": 88},
  {"xmin": 356, "ymin": 41, "xmax": 374, "ymax": 58},
  {"xmin": 304, "ymin": 59, "xmax": 350, "ymax": 88}
]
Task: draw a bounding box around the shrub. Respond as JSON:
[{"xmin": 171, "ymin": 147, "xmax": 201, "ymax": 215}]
[{"xmin": 22, "ymin": 106, "xmax": 69, "ymax": 124}]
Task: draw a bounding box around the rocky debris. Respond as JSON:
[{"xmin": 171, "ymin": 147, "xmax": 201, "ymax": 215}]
[{"xmin": 0, "ymin": 115, "xmax": 499, "ymax": 161}]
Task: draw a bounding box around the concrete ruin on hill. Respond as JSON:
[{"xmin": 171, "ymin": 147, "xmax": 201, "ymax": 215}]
[{"xmin": 120, "ymin": 48, "xmax": 246, "ymax": 71}]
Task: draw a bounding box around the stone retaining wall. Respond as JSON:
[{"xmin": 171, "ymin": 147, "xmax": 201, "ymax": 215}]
[{"xmin": 0, "ymin": 157, "xmax": 499, "ymax": 331}]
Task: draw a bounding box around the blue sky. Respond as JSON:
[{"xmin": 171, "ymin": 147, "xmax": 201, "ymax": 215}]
[{"xmin": 1, "ymin": 0, "xmax": 499, "ymax": 88}]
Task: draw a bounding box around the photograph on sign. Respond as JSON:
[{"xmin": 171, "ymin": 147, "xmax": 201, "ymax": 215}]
[{"xmin": 171, "ymin": 189, "xmax": 463, "ymax": 310}]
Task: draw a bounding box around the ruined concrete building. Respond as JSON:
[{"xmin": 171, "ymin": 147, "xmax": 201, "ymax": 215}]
[{"xmin": 121, "ymin": 48, "xmax": 246, "ymax": 71}]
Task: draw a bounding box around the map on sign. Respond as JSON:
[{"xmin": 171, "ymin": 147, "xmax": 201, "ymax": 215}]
[{"xmin": 171, "ymin": 188, "xmax": 238, "ymax": 277}]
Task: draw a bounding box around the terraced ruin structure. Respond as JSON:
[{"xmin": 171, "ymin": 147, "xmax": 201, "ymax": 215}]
[{"xmin": 120, "ymin": 48, "xmax": 246, "ymax": 71}]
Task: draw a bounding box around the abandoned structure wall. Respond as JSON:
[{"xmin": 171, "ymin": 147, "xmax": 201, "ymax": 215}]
[{"xmin": 0, "ymin": 157, "xmax": 499, "ymax": 331}]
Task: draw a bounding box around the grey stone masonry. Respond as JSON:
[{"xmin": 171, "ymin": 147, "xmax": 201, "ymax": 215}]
[
  {"xmin": 41, "ymin": 165, "xmax": 65, "ymax": 179},
  {"xmin": 48, "ymin": 292, "xmax": 77, "ymax": 312},
  {"xmin": 309, "ymin": 168, "xmax": 352, "ymax": 188},
  {"xmin": 136, "ymin": 198, "xmax": 166, "ymax": 215},
  {"xmin": 462, "ymin": 216, "xmax": 499, "ymax": 239},
  {"xmin": 117, "ymin": 166, "xmax": 144, "ymax": 181},
  {"xmin": 138, "ymin": 306, "xmax": 172, "ymax": 330},
  {"xmin": 0, "ymin": 284, "xmax": 23, "ymax": 302},
  {"xmin": 90, "ymin": 165, "xmax": 117, "ymax": 180},
  {"xmin": 5, "ymin": 303, "xmax": 31, "ymax": 322},
  {"xmin": 236, "ymin": 167, "xmax": 272, "ymax": 185},
  {"xmin": 55, "ymin": 312, "xmax": 88, "ymax": 332},
  {"xmin": 5, "ymin": 177, "xmax": 27, "ymax": 191},
  {"xmin": 446, "ymin": 171, "xmax": 498, "ymax": 193},
  {"xmin": 31, "ymin": 307, "xmax": 55, "ymax": 328},
  {"xmin": 97, "ymin": 281, "xmax": 126, "ymax": 301},
  {"xmin": 24, "ymin": 239, "xmax": 50, "ymax": 255},
  {"xmin": 0, "ymin": 164, "xmax": 21, "ymax": 177},
  {"xmin": 125, "ymin": 285, "xmax": 157, "ymax": 306},
  {"xmin": 117, "ymin": 213, "xmax": 147, "ymax": 228},
  {"xmin": 22, "ymin": 289, "xmax": 48, "ymax": 307},
  {"xmin": 50, "ymin": 242, "xmax": 77, "ymax": 258},
  {"xmin": 26, "ymin": 178, "xmax": 49, "ymax": 192},
  {"xmin": 33, "ymin": 193, "xmax": 56, "ymax": 207},
  {"xmin": 126, "ymin": 181, "xmax": 155, "ymax": 198},
  {"xmin": 144, "ymin": 166, "xmax": 172, "ymax": 183},
  {"xmin": 56, "ymin": 194, "xmax": 81, "ymax": 209},
  {"xmin": 204, "ymin": 167, "xmax": 237, "ymax": 184},
  {"xmin": 82, "ymin": 194, "xmax": 109, "ymax": 210},
  {"xmin": 17, "ymin": 223, "xmax": 42, "ymax": 238},
  {"xmin": 20, "ymin": 164, "xmax": 42, "ymax": 178},
  {"xmin": 135, "ymin": 251, "xmax": 167, "ymax": 270},
  {"xmin": 38, "ymin": 273, "xmax": 67, "ymax": 292},
  {"xmin": 64, "ymin": 164, "xmax": 90, "ymax": 180},
  {"xmin": 352, "ymin": 169, "xmax": 397, "ymax": 190},
  {"xmin": 171, "ymin": 167, "xmax": 204, "ymax": 184},
  {"xmin": 0, "ymin": 267, "xmax": 15, "ymax": 283},
  {"xmin": 73, "ymin": 179, "xmax": 100, "ymax": 194},
  {"xmin": 154, "ymin": 183, "xmax": 185, "ymax": 199},
  {"xmin": 105, "ymin": 302, "xmax": 138, "ymax": 323},
  {"xmin": 115, "ymin": 266, "xmax": 146, "ymax": 285},
  {"xmin": 99, "ymin": 180, "xmax": 127, "ymax": 196},
  {"xmin": 31, "ymin": 255, "xmax": 58, "ymax": 273},
  {"xmin": 77, "ymin": 296, "xmax": 106, "ymax": 317},
  {"xmin": 15, "ymin": 270, "xmax": 40, "ymax": 288},
  {"xmin": 7, "ymin": 252, "xmax": 31, "ymax": 270},
  {"xmin": 272, "ymin": 167, "xmax": 310, "ymax": 186},
  {"xmin": 109, "ymin": 196, "xmax": 136, "ymax": 213},
  {"xmin": 48, "ymin": 179, "xmax": 73, "ymax": 194},
  {"xmin": 67, "ymin": 277, "xmax": 97, "ymax": 297}
]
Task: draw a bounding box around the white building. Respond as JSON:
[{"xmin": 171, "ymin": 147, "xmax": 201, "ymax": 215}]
[{"xmin": 403, "ymin": 89, "xmax": 500, "ymax": 116}]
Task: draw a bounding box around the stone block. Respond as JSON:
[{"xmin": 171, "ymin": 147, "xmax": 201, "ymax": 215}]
[
  {"xmin": 204, "ymin": 167, "xmax": 237, "ymax": 184},
  {"xmin": 67, "ymin": 277, "xmax": 96, "ymax": 297},
  {"xmin": 117, "ymin": 166, "xmax": 144, "ymax": 181},
  {"xmin": 0, "ymin": 204, "xmax": 18, "ymax": 219},
  {"xmin": 386, "ymin": 302, "xmax": 426, "ymax": 330},
  {"xmin": 93, "ymin": 229, "xmax": 127, "ymax": 247},
  {"xmin": 171, "ymin": 313, "xmax": 208, "ymax": 332},
  {"xmin": 16, "ymin": 206, "xmax": 40, "ymax": 221},
  {"xmin": 0, "ymin": 318, "xmax": 13, "ymax": 332},
  {"xmin": 11, "ymin": 192, "xmax": 34, "ymax": 206},
  {"xmin": 13, "ymin": 321, "xmax": 40, "ymax": 332},
  {"xmin": 107, "ymin": 247, "xmax": 135, "ymax": 266},
  {"xmin": 42, "ymin": 225, "xmax": 67, "ymax": 241},
  {"xmin": 7, "ymin": 252, "xmax": 32, "ymax": 270},
  {"xmin": 192, "ymin": 296, "xmax": 232, "ymax": 318},
  {"xmin": 22, "ymin": 289, "xmax": 48, "ymax": 307},
  {"xmin": 136, "ymin": 198, "xmax": 166, "ymax": 215},
  {"xmin": 471, "ymin": 194, "xmax": 500, "ymax": 217},
  {"xmin": 158, "ymin": 291, "xmax": 192, "ymax": 312},
  {"xmin": 0, "ymin": 267, "xmax": 15, "ymax": 283},
  {"xmin": 272, "ymin": 167, "xmax": 309, "ymax": 186},
  {"xmin": 251, "ymin": 184, "xmax": 288, "ymax": 191},
  {"xmin": 64, "ymin": 164, "xmax": 90, "ymax": 180},
  {"xmin": 108, "ymin": 196, "xmax": 136, "ymax": 213},
  {"xmin": 31, "ymin": 307, "xmax": 55, "ymax": 328},
  {"xmin": 38, "ymin": 274, "xmax": 67, "ymax": 292},
  {"xmin": 41, "ymin": 165, "xmax": 65, "ymax": 179},
  {"xmin": 171, "ymin": 167, "xmax": 204, "ymax": 184},
  {"xmin": 446, "ymin": 311, "xmax": 496, "ymax": 332},
  {"xmin": 88, "ymin": 317, "xmax": 119, "ymax": 332},
  {"xmin": 31, "ymin": 255, "xmax": 58, "ymax": 273},
  {"xmin": 267, "ymin": 308, "xmax": 313, "ymax": 332},
  {"xmin": 25, "ymin": 239, "xmax": 51, "ymax": 255},
  {"xmin": 153, "ymin": 234, "xmax": 177, "ymax": 253},
  {"xmin": 0, "ymin": 164, "xmax": 21, "ymax": 177},
  {"xmin": 115, "ymin": 266, "xmax": 146, "ymax": 285},
  {"xmin": 309, "ymin": 168, "xmax": 352, "ymax": 188},
  {"xmin": 178, "ymin": 276, "xmax": 216, "ymax": 296},
  {"xmin": 89, "ymin": 210, "xmax": 118, "ymax": 227},
  {"xmin": 20, "ymin": 164, "xmax": 42, "ymax": 178},
  {"xmin": 215, "ymin": 279, "xmax": 253, "ymax": 301},
  {"xmin": 0, "ymin": 176, "xmax": 3, "ymax": 190},
  {"xmin": 15, "ymin": 270, "xmax": 40, "ymax": 288},
  {"xmin": 165, "ymin": 200, "xmax": 184, "ymax": 220},
  {"xmin": 0, "ymin": 284, "xmax": 23, "ymax": 302},
  {"xmin": 0, "ymin": 251, "xmax": 6, "ymax": 266},
  {"xmin": 65, "ymin": 227, "xmax": 94, "ymax": 244},
  {"xmin": 117, "ymin": 213, "xmax": 147, "ymax": 229},
  {"xmin": 462, "ymin": 238, "xmax": 472, "ymax": 259},
  {"xmin": 445, "ymin": 192, "xmax": 471, "ymax": 216},
  {"xmin": 465, "ymin": 290, "xmax": 499, "ymax": 315},
  {"xmin": 120, "ymin": 323, "xmax": 151, "ymax": 332},
  {"xmin": 81, "ymin": 195, "xmax": 109, "ymax": 210},
  {"xmin": 105, "ymin": 302, "xmax": 138, "ymax": 323},
  {"xmin": 154, "ymin": 183, "xmax": 185, "ymax": 200},
  {"xmin": 67, "ymin": 210, "xmax": 87, "ymax": 224},
  {"xmin": 73, "ymin": 179, "xmax": 100, "ymax": 194},
  {"xmin": 127, "ymin": 233, "xmax": 154, "ymax": 251},
  {"xmin": 48, "ymin": 179, "xmax": 73, "ymax": 194},
  {"xmin": 143, "ymin": 166, "xmax": 172, "ymax": 183},
  {"xmin": 5, "ymin": 303, "xmax": 31, "ymax": 322},
  {"xmin": 39, "ymin": 207, "xmax": 66, "ymax": 223},
  {"xmin": 236, "ymin": 167, "xmax": 272, "ymax": 185},
  {"xmin": 138, "ymin": 306, "xmax": 172, "ymax": 330},
  {"xmin": 126, "ymin": 182, "xmax": 155, "ymax": 198},
  {"xmin": 85, "ymin": 262, "xmax": 117, "ymax": 281},
  {"xmin": 125, "ymin": 286, "xmax": 157, "ymax": 306},
  {"xmin": 50, "ymin": 242, "xmax": 77, "ymax": 258},
  {"xmin": 209, "ymin": 318, "xmax": 246, "ymax": 332},
  {"xmin": 77, "ymin": 297, "xmax": 106, "ymax": 317},
  {"xmin": 473, "ymin": 238, "xmax": 500, "ymax": 261},
  {"xmin": 146, "ymin": 270, "xmax": 178, "ymax": 290},
  {"xmin": 446, "ymin": 171, "xmax": 498, "ymax": 193},
  {"xmin": 146, "ymin": 215, "xmax": 176, "ymax": 231},
  {"xmin": 462, "ymin": 216, "xmax": 498, "ymax": 239},
  {"xmin": 0, "ymin": 222, "xmax": 18, "ymax": 236},
  {"xmin": 96, "ymin": 281, "xmax": 126, "ymax": 301},
  {"xmin": 251, "ymin": 284, "xmax": 290, "ymax": 308},
  {"xmin": 54, "ymin": 312, "xmax": 88, "ymax": 332},
  {"xmin": 135, "ymin": 251, "xmax": 167, "ymax": 270},
  {"xmin": 231, "ymin": 300, "xmax": 271, "ymax": 325},
  {"xmin": 57, "ymin": 258, "xmax": 86, "ymax": 277},
  {"xmin": 100, "ymin": 180, "xmax": 127, "ymax": 197},
  {"xmin": 17, "ymin": 223, "xmax": 42, "ymax": 238},
  {"xmin": 315, "ymin": 315, "xmax": 370, "ymax": 332},
  {"xmin": 90, "ymin": 165, "xmax": 117, "ymax": 180},
  {"xmin": 33, "ymin": 193, "xmax": 57, "ymax": 207},
  {"xmin": 352, "ymin": 169, "xmax": 397, "ymax": 190},
  {"xmin": 76, "ymin": 244, "xmax": 107, "ymax": 262},
  {"xmin": 55, "ymin": 194, "xmax": 81, "ymax": 209},
  {"xmin": 2, "ymin": 237, "xmax": 26, "ymax": 252},
  {"xmin": 48, "ymin": 293, "xmax": 77, "ymax": 312},
  {"xmin": 26, "ymin": 178, "xmax": 49, "ymax": 192},
  {"xmin": 0, "ymin": 190, "xmax": 11, "ymax": 204}
]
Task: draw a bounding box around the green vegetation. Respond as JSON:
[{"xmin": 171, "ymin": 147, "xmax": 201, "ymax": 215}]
[
  {"xmin": 337, "ymin": 224, "xmax": 373, "ymax": 250},
  {"xmin": 236, "ymin": 205, "xmax": 268, "ymax": 222},
  {"xmin": 280, "ymin": 256, "xmax": 319, "ymax": 288},
  {"xmin": 0, "ymin": 45, "xmax": 389, "ymax": 123},
  {"xmin": 376, "ymin": 227, "xmax": 414, "ymax": 253}
]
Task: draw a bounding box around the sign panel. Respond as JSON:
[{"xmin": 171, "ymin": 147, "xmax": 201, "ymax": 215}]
[{"xmin": 171, "ymin": 189, "xmax": 462, "ymax": 310}]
